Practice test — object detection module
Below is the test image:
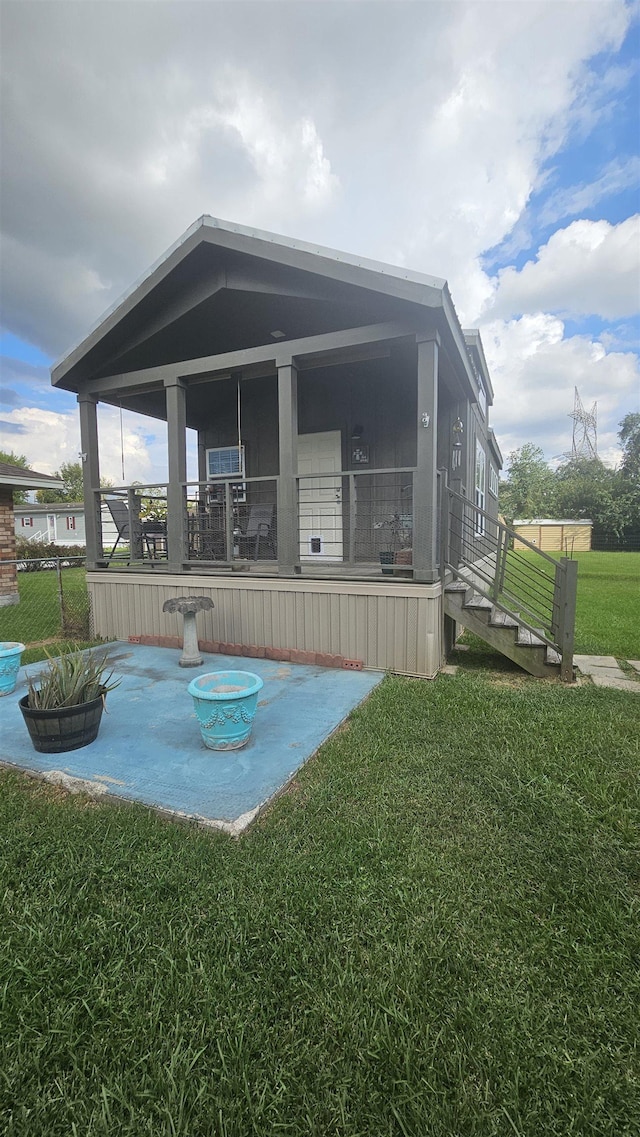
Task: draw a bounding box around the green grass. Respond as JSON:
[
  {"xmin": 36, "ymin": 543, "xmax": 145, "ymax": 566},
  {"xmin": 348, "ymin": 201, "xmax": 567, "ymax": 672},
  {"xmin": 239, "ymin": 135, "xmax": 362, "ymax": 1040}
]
[
  {"xmin": 500, "ymin": 551, "xmax": 639, "ymax": 659},
  {"xmin": 569, "ymin": 552, "xmax": 640, "ymax": 658},
  {"xmin": 1, "ymin": 669, "xmax": 638, "ymax": 1136},
  {"xmin": 0, "ymin": 568, "xmax": 104, "ymax": 663}
]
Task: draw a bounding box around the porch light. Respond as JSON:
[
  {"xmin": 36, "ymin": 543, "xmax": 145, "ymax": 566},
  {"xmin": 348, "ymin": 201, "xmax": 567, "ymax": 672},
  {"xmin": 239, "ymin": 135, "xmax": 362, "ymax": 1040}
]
[
  {"xmin": 452, "ymin": 416, "xmax": 464, "ymax": 470},
  {"xmin": 421, "ymin": 412, "xmax": 430, "ymax": 428}
]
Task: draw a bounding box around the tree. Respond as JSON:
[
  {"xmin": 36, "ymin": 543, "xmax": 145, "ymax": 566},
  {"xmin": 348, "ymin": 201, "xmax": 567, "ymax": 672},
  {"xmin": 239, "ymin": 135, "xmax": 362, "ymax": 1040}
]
[
  {"xmin": 132, "ymin": 483, "xmax": 167, "ymax": 522},
  {"xmin": 499, "ymin": 443, "xmax": 557, "ymax": 522},
  {"xmin": 36, "ymin": 461, "xmax": 112, "ymax": 503},
  {"xmin": 36, "ymin": 461, "xmax": 83, "ymax": 503},
  {"xmin": 0, "ymin": 449, "xmax": 31, "ymax": 504},
  {"xmin": 619, "ymin": 413, "xmax": 640, "ymax": 481},
  {"xmin": 554, "ymin": 457, "xmax": 638, "ymax": 542}
]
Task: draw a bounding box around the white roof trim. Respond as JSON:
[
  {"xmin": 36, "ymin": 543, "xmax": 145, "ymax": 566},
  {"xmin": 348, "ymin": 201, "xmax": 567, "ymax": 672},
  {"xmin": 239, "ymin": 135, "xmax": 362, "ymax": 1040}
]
[{"xmin": 0, "ymin": 474, "xmax": 64, "ymax": 490}]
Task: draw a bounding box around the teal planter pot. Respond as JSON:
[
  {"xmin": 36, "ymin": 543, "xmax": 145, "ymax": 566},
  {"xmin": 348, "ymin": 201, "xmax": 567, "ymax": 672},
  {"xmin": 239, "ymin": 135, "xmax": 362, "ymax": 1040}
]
[
  {"xmin": 0, "ymin": 642, "xmax": 25, "ymax": 696},
  {"xmin": 188, "ymin": 671, "xmax": 264, "ymax": 751}
]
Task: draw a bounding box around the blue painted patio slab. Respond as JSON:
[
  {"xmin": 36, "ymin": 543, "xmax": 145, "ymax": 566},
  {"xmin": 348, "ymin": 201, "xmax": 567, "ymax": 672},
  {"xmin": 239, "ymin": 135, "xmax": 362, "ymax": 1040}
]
[{"xmin": 0, "ymin": 643, "xmax": 383, "ymax": 832}]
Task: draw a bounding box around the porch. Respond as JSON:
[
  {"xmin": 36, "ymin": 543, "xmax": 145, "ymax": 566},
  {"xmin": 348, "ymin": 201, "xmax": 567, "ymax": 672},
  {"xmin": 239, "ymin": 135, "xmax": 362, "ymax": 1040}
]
[
  {"xmin": 95, "ymin": 465, "xmax": 418, "ymax": 580},
  {"xmin": 51, "ymin": 217, "xmax": 507, "ymax": 679}
]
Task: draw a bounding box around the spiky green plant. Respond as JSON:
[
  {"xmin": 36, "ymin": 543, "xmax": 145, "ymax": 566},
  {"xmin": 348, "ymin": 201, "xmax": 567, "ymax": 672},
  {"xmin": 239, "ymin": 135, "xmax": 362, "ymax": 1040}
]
[{"xmin": 25, "ymin": 649, "xmax": 120, "ymax": 710}]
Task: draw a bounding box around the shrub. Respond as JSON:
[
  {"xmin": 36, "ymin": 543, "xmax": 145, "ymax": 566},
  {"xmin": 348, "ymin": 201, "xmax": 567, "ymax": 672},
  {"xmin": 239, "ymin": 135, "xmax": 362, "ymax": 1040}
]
[{"xmin": 15, "ymin": 538, "xmax": 86, "ymax": 569}]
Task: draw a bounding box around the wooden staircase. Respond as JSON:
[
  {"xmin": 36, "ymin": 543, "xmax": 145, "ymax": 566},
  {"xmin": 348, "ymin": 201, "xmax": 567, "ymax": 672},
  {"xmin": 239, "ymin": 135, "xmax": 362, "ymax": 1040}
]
[
  {"xmin": 439, "ymin": 478, "xmax": 578, "ymax": 681},
  {"xmin": 444, "ymin": 580, "xmax": 563, "ymax": 679}
]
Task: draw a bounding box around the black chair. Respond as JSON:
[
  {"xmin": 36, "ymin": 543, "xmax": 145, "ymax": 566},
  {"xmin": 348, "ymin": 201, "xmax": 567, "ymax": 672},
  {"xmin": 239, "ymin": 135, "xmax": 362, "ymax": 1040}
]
[
  {"xmin": 236, "ymin": 505, "xmax": 276, "ymax": 560},
  {"xmin": 141, "ymin": 519, "xmax": 167, "ymax": 559},
  {"xmin": 104, "ymin": 499, "xmax": 166, "ymax": 562},
  {"xmin": 104, "ymin": 498, "xmax": 132, "ymax": 561}
]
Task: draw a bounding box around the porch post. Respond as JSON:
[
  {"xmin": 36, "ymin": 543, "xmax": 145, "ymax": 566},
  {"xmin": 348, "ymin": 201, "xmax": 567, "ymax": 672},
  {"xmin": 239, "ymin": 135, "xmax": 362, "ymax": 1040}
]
[
  {"xmin": 276, "ymin": 360, "xmax": 298, "ymax": 574},
  {"xmin": 413, "ymin": 334, "xmax": 439, "ymax": 583},
  {"xmin": 165, "ymin": 377, "xmax": 187, "ymax": 574},
  {"xmin": 77, "ymin": 392, "xmax": 103, "ymax": 569}
]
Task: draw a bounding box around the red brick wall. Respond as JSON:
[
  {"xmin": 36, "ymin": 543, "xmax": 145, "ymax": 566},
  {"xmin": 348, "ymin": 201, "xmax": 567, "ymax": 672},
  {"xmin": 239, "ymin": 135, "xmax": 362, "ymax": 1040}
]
[{"xmin": 0, "ymin": 486, "xmax": 18, "ymax": 605}]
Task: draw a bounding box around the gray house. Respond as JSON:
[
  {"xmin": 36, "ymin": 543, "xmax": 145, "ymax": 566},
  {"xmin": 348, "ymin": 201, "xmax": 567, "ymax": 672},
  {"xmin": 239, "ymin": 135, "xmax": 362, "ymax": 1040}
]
[
  {"xmin": 13, "ymin": 501, "xmax": 121, "ymax": 551},
  {"xmin": 51, "ymin": 217, "xmax": 575, "ymax": 678},
  {"xmin": 14, "ymin": 501, "xmax": 87, "ymax": 546}
]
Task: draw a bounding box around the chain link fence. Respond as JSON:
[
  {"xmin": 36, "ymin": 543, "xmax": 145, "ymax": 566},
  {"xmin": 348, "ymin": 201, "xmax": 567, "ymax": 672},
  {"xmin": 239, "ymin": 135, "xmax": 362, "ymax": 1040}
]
[{"xmin": 0, "ymin": 557, "xmax": 99, "ymax": 662}]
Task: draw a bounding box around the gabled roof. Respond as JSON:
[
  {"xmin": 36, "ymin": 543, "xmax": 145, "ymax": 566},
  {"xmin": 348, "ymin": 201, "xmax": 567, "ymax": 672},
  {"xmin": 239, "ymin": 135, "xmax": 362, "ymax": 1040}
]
[
  {"xmin": 51, "ymin": 215, "xmax": 477, "ymax": 394},
  {"xmin": 0, "ymin": 462, "xmax": 64, "ymax": 491},
  {"xmin": 53, "ymin": 216, "xmax": 447, "ymax": 375}
]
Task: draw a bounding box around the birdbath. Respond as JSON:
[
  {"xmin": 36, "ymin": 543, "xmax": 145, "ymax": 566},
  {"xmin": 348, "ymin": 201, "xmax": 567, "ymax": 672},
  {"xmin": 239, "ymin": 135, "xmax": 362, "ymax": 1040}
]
[{"xmin": 162, "ymin": 596, "xmax": 214, "ymax": 667}]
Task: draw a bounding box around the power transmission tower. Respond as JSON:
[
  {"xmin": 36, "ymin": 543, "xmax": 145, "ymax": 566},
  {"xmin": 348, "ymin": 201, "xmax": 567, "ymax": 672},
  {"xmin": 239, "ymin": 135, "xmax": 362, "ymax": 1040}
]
[{"xmin": 569, "ymin": 387, "xmax": 598, "ymax": 461}]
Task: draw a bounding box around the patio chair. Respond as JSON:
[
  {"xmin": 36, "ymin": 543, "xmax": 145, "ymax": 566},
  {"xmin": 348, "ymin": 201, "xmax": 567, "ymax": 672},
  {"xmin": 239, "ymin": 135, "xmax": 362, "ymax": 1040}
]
[
  {"xmin": 104, "ymin": 498, "xmax": 133, "ymax": 562},
  {"xmin": 104, "ymin": 499, "xmax": 166, "ymax": 562},
  {"xmin": 235, "ymin": 504, "xmax": 276, "ymax": 560}
]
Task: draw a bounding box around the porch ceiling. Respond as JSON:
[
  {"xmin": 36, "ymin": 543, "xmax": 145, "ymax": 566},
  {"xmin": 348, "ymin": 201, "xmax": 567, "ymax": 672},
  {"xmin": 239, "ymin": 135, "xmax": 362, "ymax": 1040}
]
[{"xmin": 53, "ymin": 239, "xmax": 434, "ymax": 393}]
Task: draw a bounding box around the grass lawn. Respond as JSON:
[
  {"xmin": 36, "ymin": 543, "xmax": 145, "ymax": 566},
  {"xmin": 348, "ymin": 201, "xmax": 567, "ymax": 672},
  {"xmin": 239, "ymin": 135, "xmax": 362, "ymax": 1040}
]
[
  {"xmin": 1, "ymin": 666, "xmax": 638, "ymax": 1136},
  {"xmin": 570, "ymin": 552, "xmax": 640, "ymax": 659},
  {"xmin": 0, "ymin": 568, "xmax": 103, "ymax": 664},
  {"xmin": 486, "ymin": 551, "xmax": 639, "ymax": 661}
]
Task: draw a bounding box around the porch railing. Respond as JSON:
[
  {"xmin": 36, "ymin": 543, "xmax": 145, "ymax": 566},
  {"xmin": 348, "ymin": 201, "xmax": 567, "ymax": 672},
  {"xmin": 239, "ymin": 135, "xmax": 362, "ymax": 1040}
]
[
  {"xmin": 294, "ymin": 467, "xmax": 414, "ymax": 566},
  {"xmin": 440, "ymin": 479, "xmax": 577, "ymax": 681},
  {"xmin": 184, "ymin": 477, "xmax": 278, "ymax": 565},
  {"xmin": 94, "ymin": 467, "xmax": 418, "ymax": 574},
  {"xmin": 96, "ymin": 485, "xmax": 169, "ymax": 565}
]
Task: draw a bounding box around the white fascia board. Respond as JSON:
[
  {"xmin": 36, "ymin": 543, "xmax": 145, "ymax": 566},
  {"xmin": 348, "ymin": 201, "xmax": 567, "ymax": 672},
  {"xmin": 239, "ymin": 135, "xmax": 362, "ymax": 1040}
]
[{"xmin": 0, "ymin": 474, "xmax": 64, "ymax": 490}]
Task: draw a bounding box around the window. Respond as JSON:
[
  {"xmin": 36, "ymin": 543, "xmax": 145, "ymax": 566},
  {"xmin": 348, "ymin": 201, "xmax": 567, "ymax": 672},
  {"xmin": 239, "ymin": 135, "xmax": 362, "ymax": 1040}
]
[
  {"xmin": 206, "ymin": 445, "xmax": 246, "ymax": 503},
  {"xmin": 489, "ymin": 465, "xmax": 499, "ymax": 498},
  {"xmin": 66, "ymin": 516, "xmax": 76, "ymax": 531},
  {"xmin": 475, "ymin": 441, "xmax": 486, "ymax": 535},
  {"xmin": 21, "ymin": 517, "xmax": 33, "ymax": 527}
]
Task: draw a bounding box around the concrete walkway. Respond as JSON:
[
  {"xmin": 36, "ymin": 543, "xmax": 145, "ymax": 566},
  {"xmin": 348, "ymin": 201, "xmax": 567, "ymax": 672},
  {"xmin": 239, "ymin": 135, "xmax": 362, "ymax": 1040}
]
[{"xmin": 574, "ymin": 655, "xmax": 640, "ymax": 693}]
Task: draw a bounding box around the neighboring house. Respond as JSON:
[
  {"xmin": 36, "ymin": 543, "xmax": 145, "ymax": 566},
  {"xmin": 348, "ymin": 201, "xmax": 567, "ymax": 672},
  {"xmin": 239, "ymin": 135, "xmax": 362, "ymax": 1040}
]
[
  {"xmin": 514, "ymin": 519, "xmax": 592, "ymax": 553},
  {"xmin": 50, "ymin": 217, "xmax": 574, "ymax": 678},
  {"xmin": 14, "ymin": 502, "xmax": 87, "ymax": 546},
  {"xmin": 13, "ymin": 501, "xmax": 119, "ymax": 551},
  {"xmin": 0, "ymin": 462, "xmax": 64, "ymax": 606}
]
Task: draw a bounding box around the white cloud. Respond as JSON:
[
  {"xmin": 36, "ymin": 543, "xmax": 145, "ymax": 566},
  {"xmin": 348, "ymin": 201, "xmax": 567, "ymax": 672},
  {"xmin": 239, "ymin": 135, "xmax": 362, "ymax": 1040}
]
[
  {"xmin": 1, "ymin": 0, "xmax": 632, "ymax": 351},
  {"xmin": 0, "ymin": 0, "xmax": 637, "ymax": 474},
  {"xmin": 486, "ymin": 216, "xmax": 640, "ymax": 321},
  {"xmin": 481, "ymin": 313, "xmax": 640, "ymax": 461},
  {"xmin": 0, "ymin": 405, "xmax": 180, "ymax": 486},
  {"xmin": 537, "ymin": 156, "xmax": 640, "ymax": 227}
]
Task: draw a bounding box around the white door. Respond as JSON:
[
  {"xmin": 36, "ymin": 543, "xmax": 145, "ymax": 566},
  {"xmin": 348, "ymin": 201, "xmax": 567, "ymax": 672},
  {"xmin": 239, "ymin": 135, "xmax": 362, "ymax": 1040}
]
[
  {"xmin": 298, "ymin": 431, "xmax": 343, "ymax": 560},
  {"xmin": 47, "ymin": 515, "xmax": 56, "ymax": 542}
]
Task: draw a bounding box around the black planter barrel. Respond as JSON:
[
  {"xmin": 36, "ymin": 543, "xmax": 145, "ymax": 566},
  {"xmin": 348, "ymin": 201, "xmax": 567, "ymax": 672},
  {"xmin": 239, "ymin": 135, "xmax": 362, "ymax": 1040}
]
[{"xmin": 19, "ymin": 694, "xmax": 105, "ymax": 754}]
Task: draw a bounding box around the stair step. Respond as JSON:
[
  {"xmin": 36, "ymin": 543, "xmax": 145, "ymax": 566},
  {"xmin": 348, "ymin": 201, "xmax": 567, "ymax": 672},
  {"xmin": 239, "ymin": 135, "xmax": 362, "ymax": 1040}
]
[
  {"xmin": 465, "ymin": 592, "xmax": 493, "ymax": 611},
  {"xmin": 490, "ymin": 610, "xmax": 519, "ymax": 629},
  {"xmin": 445, "ymin": 580, "xmax": 468, "ymax": 592},
  {"xmin": 516, "ymin": 628, "xmax": 545, "ymax": 648},
  {"xmin": 546, "ymin": 647, "xmax": 562, "ymax": 666}
]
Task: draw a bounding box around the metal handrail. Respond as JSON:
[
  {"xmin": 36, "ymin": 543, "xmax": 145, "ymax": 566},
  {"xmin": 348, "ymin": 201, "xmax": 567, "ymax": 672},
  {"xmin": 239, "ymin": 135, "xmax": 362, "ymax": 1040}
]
[{"xmin": 442, "ymin": 482, "xmax": 577, "ymax": 680}]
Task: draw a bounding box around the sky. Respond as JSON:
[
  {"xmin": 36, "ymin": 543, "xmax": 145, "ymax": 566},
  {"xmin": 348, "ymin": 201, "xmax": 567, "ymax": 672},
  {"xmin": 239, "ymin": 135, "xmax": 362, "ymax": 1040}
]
[{"xmin": 0, "ymin": 0, "xmax": 638, "ymax": 487}]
